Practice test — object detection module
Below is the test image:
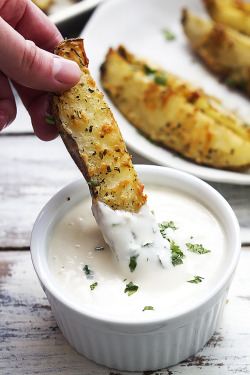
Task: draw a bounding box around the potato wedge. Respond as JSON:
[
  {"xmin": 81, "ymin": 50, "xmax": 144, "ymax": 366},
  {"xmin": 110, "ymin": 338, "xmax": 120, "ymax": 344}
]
[
  {"xmin": 203, "ymin": 0, "xmax": 250, "ymax": 36},
  {"xmin": 32, "ymin": 0, "xmax": 53, "ymax": 12},
  {"xmin": 50, "ymin": 38, "xmax": 146, "ymax": 213},
  {"xmin": 182, "ymin": 8, "xmax": 250, "ymax": 95},
  {"xmin": 100, "ymin": 46, "xmax": 250, "ymax": 170}
]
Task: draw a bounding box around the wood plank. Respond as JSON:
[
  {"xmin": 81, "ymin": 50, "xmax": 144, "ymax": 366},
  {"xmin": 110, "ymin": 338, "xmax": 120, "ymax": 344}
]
[
  {"xmin": 0, "ymin": 134, "xmax": 250, "ymax": 248},
  {"xmin": 0, "ymin": 135, "xmax": 80, "ymax": 248},
  {"xmin": 208, "ymin": 181, "xmax": 250, "ymax": 244},
  {"xmin": 0, "ymin": 249, "xmax": 249, "ymax": 374}
]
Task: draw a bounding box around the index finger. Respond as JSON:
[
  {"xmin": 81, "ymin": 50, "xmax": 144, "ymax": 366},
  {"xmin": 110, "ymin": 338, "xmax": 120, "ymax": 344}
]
[{"xmin": 0, "ymin": 0, "xmax": 62, "ymax": 52}]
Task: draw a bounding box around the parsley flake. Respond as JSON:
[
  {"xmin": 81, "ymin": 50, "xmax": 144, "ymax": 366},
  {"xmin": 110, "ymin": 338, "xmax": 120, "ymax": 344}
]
[
  {"xmin": 83, "ymin": 265, "xmax": 93, "ymax": 279},
  {"xmin": 143, "ymin": 243, "xmax": 153, "ymax": 247},
  {"xmin": 143, "ymin": 306, "xmax": 154, "ymax": 311},
  {"xmin": 90, "ymin": 282, "xmax": 98, "ymax": 290},
  {"xmin": 87, "ymin": 180, "xmax": 100, "ymax": 186},
  {"xmin": 162, "ymin": 29, "xmax": 176, "ymax": 41},
  {"xmin": 95, "ymin": 246, "xmax": 104, "ymax": 251},
  {"xmin": 187, "ymin": 276, "xmax": 204, "ymax": 284},
  {"xmin": 45, "ymin": 115, "xmax": 55, "ymax": 125},
  {"xmin": 158, "ymin": 255, "xmax": 164, "ymax": 268},
  {"xmin": 144, "ymin": 65, "xmax": 167, "ymax": 86},
  {"xmin": 158, "ymin": 221, "xmax": 178, "ymax": 238},
  {"xmin": 124, "ymin": 282, "xmax": 138, "ymax": 296},
  {"xmin": 170, "ymin": 241, "xmax": 185, "ymax": 266},
  {"xmin": 129, "ymin": 255, "xmax": 139, "ymax": 272},
  {"xmin": 186, "ymin": 243, "xmax": 211, "ymax": 254}
]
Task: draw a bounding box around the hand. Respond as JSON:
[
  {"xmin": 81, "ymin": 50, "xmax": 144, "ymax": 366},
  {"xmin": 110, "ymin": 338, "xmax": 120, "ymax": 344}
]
[{"xmin": 0, "ymin": 0, "xmax": 81, "ymax": 140}]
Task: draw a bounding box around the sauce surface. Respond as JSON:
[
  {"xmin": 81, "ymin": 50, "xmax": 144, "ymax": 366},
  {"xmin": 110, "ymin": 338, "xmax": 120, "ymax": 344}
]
[{"xmin": 49, "ymin": 186, "xmax": 226, "ymax": 317}]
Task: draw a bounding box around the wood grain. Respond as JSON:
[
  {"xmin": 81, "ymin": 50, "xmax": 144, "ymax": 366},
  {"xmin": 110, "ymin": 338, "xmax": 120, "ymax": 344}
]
[
  {"xmin": 0, "ymin": 132, "xmax": 250, "ymax": 374},
  {"xmin": 0, "ymin": 249, "xmax": 249, "ymax": 374},
  {"xmin": 0, "ymin": 135, "xmax": 80, "ymax": 248},
  {"xmin": 0, "ymin": 134, "xmax": 250, "ymax": 248}
]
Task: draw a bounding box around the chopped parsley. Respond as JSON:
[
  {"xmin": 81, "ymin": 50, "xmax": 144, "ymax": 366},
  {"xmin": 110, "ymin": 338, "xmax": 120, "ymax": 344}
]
[
  {"xmin": 129, "ymin": 255, "xmax": 139, "ymax": 272},
  {"xmin": 45, "ymin": 115, "xmax": 55, "ymax": 125},
  {"xmin": 124, "ymin": 282, "xmax": 138, "ymax": 296},
  {"xmin": 95, "ymin": 246, "xmax": 104, "ymax": 251},
  {"xmin": 159, "ymin": 221, "xmax": 178, "ymax": 236},
  {"xmin": 162, "ymin": 28, "xmax": 176, "ymax": 41},
  {"xmin": 170, "ymin": 241, "xmax": 185, "ymax": 266},
  {"xmin": 144, "ymin": 65, "xmax": 167, "ymax": 86},
  {"xmin": 154, "ymin": 74, "xmax": 167, "ymax": 85},
  {"xmin": 87, "ymin": 180, "xmax": 100, "ymax": 186},
  {"xmin": 90, "ymin": 282, "xmax": 98, "ymax": 290},
  {"xmin": 187, "ymin": 276, "xmax": 204, "ymax": 284},
  {"xmin": 158, "ymin": 221, "xmax": 178, "ymax": 239},
  {"xmin": 83, "ymin": 265, "xmax": 93, "ymax": 279},
  {"xmin": 158, "ymin": 255, "xmax": 163, "ymax": 267},
  {"xmin": 186, "ymin": 243, "xmax": 211, "ymax": 254},
  {"xmin": 143, "ymin": 306, "xmax": 154, "ymax": 311},
  {"xmin": 143, "ymin": 242, "xmax": 153, "ymax": 247}
]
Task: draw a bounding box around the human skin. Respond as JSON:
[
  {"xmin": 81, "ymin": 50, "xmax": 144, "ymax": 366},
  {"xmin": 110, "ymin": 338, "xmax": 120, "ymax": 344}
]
[{"xmin": 0, "ymin": 0, "xmax": 81, "ymax": 140}]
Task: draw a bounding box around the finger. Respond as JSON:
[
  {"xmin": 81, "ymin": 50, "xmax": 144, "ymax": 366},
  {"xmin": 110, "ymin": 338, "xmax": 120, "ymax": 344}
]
[
  {"xmin": 29, "ymin": 93, "xmax": 59, "ymax": 141},
  {"xmin": 0, "ymin": 0, "xmax": 62, "ymax": 52},
  {"xmin": 13, "ymin": 82, "xmax": 58, "ymax": 141},
  {"xmin": 0, "ymin": 71, "xmax": 16, "ymax": 131},
  {"xmin": 0, "ymin": 18, "xmax": 81, "ymax": 92}
]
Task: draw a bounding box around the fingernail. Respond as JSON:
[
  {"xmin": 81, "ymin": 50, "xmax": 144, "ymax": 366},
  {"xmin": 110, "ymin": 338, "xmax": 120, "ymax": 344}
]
[{"xmin": 53, "ymin": 57, "xmax": 81, "ymax": 84}]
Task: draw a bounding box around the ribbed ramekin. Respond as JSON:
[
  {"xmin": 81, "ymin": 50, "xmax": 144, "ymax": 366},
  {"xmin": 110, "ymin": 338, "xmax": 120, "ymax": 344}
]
[{"xmin": 31, "ymin": 165, "xmax": 241, "ymax": 371}]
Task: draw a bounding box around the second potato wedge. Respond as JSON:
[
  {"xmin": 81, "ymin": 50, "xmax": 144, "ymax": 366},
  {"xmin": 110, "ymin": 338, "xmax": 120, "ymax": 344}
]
[
  {"xmin": 182, "ymin": 8, "xmax": 250, "ymax": 95},
  {"xmin": 100, "ymin": 46, "xmax": 250, "ymax": 170},
  {"xmin": 203, "ymin": 0, "xmax": 250, "ymax": 37}
]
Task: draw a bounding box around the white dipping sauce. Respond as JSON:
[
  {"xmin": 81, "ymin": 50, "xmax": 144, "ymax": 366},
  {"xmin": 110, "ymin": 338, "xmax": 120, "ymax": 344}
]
[
  {"xmin": 49, "ymin": 186, "xmax": 226, "ymax": 317},
  {"xmin": 92, "ymin": 201, "xmax": 171, "ymax": 276}
]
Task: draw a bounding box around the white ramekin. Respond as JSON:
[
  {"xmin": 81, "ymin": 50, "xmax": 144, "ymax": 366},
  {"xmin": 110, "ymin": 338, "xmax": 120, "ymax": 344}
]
[{"xmin": 31, "ymin": 165, "xmax": 241, "ymax": 371}]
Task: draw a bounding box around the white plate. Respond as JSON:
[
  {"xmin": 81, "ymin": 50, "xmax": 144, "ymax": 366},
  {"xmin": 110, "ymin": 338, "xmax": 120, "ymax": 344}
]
[
  {"xmin": 81, "ymin": 0, "xmax": 250, "ymax": 184},
  {"xmin": 48, "ymin": 0, "xmax": 103, "ymax": 25}
]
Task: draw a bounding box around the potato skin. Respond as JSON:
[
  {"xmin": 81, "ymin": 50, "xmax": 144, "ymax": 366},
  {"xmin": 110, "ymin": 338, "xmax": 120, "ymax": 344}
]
[
  {"xmin": 203, "ymin": 0, "xmax": 250, "ymax": 36},
  {"xmin": 182, "ymin": 8, "xmax": 250, "ymax": 95},
  {"xmin": 50, "ymin": 38, "xmax": 146, "ymax": 213},
  {"xmin": 100, "ymin": 46, "xmax": 250, "ymax": 170}
]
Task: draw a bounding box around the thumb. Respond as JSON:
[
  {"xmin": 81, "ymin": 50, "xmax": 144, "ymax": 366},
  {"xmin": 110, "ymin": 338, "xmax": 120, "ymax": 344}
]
[{"xmin": 0, "ymin": 18, "xmax": 81, "ymax": 92}]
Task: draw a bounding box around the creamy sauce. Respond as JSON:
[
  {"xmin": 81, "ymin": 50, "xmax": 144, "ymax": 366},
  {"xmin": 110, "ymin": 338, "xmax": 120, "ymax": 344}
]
[
  {"xmin": 49, "ymin": 186, "xmax": 226, "ymax": 317},
  {"xmin": 92, "ymin": 201, "xmax": 171, "ymax": 277}
]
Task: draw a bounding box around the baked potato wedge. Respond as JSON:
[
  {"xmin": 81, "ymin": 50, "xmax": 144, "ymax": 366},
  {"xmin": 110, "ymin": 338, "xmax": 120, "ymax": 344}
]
[
  {"xmin": 182, "ymin": 8, "xmax": 250, "ymax": 95},
  {"xmin": 32, "ymin": 0, "xmax": 53, "ymax": 12},
  {"xmin": 203, "ymin": 0, "xmax": 250, "ymax": 36},
  {"xmin": 100, "ymin": 46, "xmax": 250, "ymax": 170},
  {"xmin": 50, "ymin": 38, "xmax": 146, "ymax": 213}
]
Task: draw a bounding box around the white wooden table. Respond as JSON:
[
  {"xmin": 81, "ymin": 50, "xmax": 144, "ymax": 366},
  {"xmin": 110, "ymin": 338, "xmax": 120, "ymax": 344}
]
[
  {"xmin": 1, "ymin": 112, "xmax": 250, "ymax": 375},
  {"xmin": 1, "ymin": 11, "xmax": 250, "ymax": 375}
]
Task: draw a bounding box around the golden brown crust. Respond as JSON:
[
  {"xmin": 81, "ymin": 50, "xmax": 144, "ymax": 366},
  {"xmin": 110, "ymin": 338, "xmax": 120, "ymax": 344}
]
[
  {"xmin": 203, "ymin": 0, "xmax": 250, "ymax": 36},
  {"xmin": 50, "ymin": 38, "xmax": 146, "ymax": 212},
  {"xmin": 32, "ymin": 0, "xmax": 53, "ymax": 12},
  {"xmin": 100, "ymin": 45, "xmax": 250, "ymax": 171}
]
